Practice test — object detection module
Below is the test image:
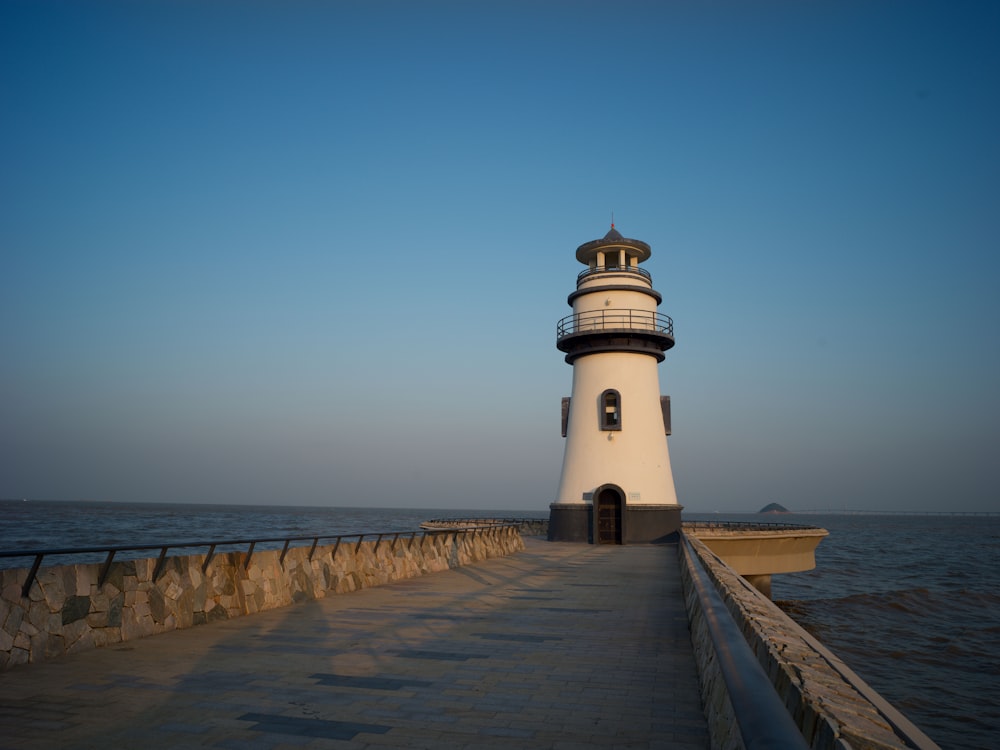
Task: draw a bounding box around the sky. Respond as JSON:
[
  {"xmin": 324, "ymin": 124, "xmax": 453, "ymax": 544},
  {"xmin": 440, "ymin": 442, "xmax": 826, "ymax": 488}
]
[{"xmin": 2, "ymin": 1, "xmax": 998, "ymax": 513}]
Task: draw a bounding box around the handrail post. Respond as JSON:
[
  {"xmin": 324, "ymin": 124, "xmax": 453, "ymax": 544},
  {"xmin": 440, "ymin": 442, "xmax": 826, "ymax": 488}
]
[
  {"xmin": 152, "ymin": 547, "xmax": 170, "ymax": 582},
  {"xmin": 244, "ymin": 541, "xmax": 256, "ymax": 570},
  {"xmin": 21, "ymin": 554, "xmax": 44, "ymax": 598},
  {"xmin": 98, "ymin": 550, "xmax": 117, "ymax": 588},
  {"xmin": 202, "ymin": 544, "xmax": 216, "ymax": 573}
]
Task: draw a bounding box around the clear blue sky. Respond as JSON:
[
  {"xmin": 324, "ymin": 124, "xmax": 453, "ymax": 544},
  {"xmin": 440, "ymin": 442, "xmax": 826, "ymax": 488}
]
[{"xmin": 2, "ymin": 1, "xmax": 998, "ymax": 512}]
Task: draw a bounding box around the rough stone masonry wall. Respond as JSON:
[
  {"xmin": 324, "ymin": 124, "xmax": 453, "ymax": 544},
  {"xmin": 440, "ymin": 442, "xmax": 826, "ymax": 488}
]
[
  {"xmin": 680, "ymin": 534, "xmax": 938, "ymax": 750},
  {"xmin": 0, "ymin": 527, "xmax": 523, "ymax": 670}
]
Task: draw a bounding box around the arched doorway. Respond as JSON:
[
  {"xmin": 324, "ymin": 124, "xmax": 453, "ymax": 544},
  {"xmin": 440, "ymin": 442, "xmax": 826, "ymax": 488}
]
[{"xmin": 594, "ymin": 485, "xmax": 624, "ymax": 544}]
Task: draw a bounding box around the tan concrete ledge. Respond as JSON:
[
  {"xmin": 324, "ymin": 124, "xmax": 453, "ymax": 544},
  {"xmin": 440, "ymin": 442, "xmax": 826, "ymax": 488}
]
[{"xmin": 684, "ymin": 523, "xmax": 828, "ymax": 599}]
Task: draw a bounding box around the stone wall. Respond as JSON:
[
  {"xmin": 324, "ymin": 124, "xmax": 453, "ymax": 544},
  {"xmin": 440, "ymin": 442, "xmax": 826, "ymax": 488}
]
[
  {"xmin": 0, "ymin": 526, "xmax": 523, "ymax": 670},
  {"xmin": 512, "ymin": 519, "xmax": 548, "ymax": 536},
  {"xmin": 679, "ymin": 534, "xmax": 939, "ymax": 750},
  {"xmin": 420, "ymin": 518, "xmax": 549, "ymax": 536}
]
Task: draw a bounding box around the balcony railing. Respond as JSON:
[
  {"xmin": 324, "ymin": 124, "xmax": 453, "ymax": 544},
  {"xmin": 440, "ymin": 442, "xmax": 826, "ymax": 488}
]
[
  {"xmin": 577, "ymin": 264, "xmax": 651, "ymax": 283},
  {"xmin": 556, "ymin": 308, "xmax": 673, "ymax": 340}
]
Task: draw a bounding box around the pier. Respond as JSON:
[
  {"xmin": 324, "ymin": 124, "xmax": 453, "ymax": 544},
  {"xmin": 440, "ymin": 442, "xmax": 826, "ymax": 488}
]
[
  {"xmin": 0, "ymin": 538, "xmax": 708, "ymax": 749},
  {"xmin": 0, "ymin": 524, "xmax": 941, "ymax": 749}
]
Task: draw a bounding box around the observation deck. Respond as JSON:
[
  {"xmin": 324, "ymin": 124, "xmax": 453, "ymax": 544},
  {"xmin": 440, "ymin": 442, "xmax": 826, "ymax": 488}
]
[{"xmin": 556, "ymin": 308, "xmax": 675, "ymax": 363}]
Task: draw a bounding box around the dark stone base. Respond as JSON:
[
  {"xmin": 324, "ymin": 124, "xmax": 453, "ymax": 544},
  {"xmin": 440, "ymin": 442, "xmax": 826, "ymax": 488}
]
[
  {"xmin": 624, "ymin": 505, "xmax": 683, "ymax": 544},
  {"xmin": 548, "ymin": 504, "xmax": 591, "ymax": 542},
  {"xmin": 548, "ymin": 503, "xmax": 683, "ymax": 544}
]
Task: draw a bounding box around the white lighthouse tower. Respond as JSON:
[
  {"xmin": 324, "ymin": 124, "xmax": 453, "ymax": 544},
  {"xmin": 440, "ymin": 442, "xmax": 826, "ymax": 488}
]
[{"xmin": 549, "ymin": 225, "xmax": 682, "ymax": 544}]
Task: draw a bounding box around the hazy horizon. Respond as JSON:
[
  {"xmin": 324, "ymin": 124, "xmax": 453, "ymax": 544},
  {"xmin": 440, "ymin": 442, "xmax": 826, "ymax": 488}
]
[
  {"xmin": 3, "ymin": 3, "xmax": 998, "ymax": 514},
  {"xmin": 4, "ymin": 497, "xmax": 996, "ymax": 517}
]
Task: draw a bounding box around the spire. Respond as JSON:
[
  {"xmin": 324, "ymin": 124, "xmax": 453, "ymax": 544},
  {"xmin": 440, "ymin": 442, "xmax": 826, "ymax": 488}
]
[
  {"xmin": 603, "ymin": 225, "xmax": 624, "ymax": 242},
  {"xmin": 604, "ymin": 211, "xmax": 624, "ymax": 241}
]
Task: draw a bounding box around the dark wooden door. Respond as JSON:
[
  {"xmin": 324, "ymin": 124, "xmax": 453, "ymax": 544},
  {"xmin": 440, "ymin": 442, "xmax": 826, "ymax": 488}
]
[{"xmin": 596, "ymin": 489, "xmax": 622, "ymax": 544}]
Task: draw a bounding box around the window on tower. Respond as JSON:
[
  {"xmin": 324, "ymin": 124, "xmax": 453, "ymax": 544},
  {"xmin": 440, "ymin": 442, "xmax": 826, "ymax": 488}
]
[{"xmin": 600, "ymin": 389, "xmax": 621, "ymax": 431}]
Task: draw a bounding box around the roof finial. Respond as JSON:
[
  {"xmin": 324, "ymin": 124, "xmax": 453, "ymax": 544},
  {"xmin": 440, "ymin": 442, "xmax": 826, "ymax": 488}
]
[{"xmin": 611, "ymin": 210, "xmax": 615, "ymax": 230}]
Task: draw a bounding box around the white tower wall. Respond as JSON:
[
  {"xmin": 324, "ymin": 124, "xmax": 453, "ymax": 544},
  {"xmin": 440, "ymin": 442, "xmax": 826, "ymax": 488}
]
[{"xmin": 556, "ymin": 351, "xmax": 677, "ymax": 506}]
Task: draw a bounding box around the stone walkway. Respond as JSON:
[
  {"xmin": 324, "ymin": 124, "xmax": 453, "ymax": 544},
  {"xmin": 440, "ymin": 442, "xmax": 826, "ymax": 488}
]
[{"xmin": 0, "ymin": 538, "xmax": 709, "ymax": 749}]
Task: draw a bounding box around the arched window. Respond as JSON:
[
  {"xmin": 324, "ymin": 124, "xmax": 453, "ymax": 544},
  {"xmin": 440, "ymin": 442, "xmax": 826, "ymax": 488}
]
[{"xmin": 600, "ymin": 389, "xmax": 621, "ymax": 431}]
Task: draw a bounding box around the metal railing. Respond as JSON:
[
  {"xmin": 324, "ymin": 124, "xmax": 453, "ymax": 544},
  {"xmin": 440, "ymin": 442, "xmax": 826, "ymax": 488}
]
[
  {"xmin": 422, "ymin": 517, "xmax": 549, "ymax": 536},
  {"xmin": 421, "ymin": 517, "xmax": 546, "ymax": 527},
  {"xmin": 680, "ymin": 533, "xmax": 810, "ymax": 749},
  {"xmin": 577, "ymin": 264, "xmax": 651, "ymax": 283},
  {"xmin": 0, "ymin": 522, "xmax": 517, "ymax": 599},
  {"xmin": 556, "ymin": 308, "xmax": 673, "ymax": 339}
]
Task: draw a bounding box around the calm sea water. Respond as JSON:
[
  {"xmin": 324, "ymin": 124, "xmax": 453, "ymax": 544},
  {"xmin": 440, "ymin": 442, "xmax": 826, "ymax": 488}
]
[
  {"xmin": 771, "ymin": 513, "xmax": 1000, "ymax": 750},
  {"xmin": 2, "ymin": 501, "xmax": 997, "ymax": 749}
]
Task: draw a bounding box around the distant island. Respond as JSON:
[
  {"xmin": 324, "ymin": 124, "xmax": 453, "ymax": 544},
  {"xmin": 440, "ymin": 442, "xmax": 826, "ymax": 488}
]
[{"xmin": 759, "ymin": 502, "xmax": 791, "ymax": 514}]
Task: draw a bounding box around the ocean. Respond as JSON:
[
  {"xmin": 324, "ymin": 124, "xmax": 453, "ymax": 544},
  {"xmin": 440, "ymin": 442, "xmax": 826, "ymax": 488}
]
[
  {"xmin": 1, "ymin": 501, "xmax": 997, "ymax": 749},
  {"xmin": 764, "ymin": 512, "xmax": 1000, "ymax": 750}
]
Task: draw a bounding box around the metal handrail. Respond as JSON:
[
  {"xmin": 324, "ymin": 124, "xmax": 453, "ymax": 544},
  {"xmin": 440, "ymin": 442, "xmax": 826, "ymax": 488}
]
[
  {"xmin": 680, "ymin": 533, "xmax": 810, "ymax": 749},
  {"xmin": 556, "ymin": 308, "xmax": 673, "ymax": 339},
  {"xmin": 0, "ymin": 522, "xmax": 516, "ymax": 599},
  {"xmin": 577, "ymin": 264, "xmax": 651, "ymax": 283},
  {"xmin": 421, "ymin": 517, "xmax": 545, "ymax": 526}
]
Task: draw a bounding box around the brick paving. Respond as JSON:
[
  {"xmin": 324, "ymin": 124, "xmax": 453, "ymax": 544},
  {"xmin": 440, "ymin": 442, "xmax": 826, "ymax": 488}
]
[{"xmin": 0, "ymin": 538, "xmax": 709, "ymax": 749}]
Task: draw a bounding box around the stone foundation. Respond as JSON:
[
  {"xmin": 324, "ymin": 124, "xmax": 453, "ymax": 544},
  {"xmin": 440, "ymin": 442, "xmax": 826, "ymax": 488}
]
[
  {"xmin": 625, "ymin": 504, "xmax": 682, "ymax": 543},
  {"xmin": 548, "ymin": 504, "xmax": 682, "ymax": 543},
  {"xmin": 548, "ymin": 503, "xmax": 591, "ymax": 542},
  {"xmin": 0, "ymin": 527, "xmax": 523, "ymax": 670}
]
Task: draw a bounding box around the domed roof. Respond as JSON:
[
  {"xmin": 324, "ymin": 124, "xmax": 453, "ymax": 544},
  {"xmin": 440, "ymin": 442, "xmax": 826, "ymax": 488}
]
[{"xmin": 575, "ymin": 224, "xmax": 652, "ymax": 264}]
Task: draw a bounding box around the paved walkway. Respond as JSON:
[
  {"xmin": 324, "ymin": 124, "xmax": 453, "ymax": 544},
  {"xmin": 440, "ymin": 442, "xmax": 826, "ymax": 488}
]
[{"xmin": 0, "ymin": 538, "xmax": 709, "ymax": 749}]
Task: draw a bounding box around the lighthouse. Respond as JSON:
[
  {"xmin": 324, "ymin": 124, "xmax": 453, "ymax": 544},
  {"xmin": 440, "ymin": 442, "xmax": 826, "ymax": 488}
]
[{"xmin": 549, "ymin": 225, "xmax": 682, "ymax": 544}]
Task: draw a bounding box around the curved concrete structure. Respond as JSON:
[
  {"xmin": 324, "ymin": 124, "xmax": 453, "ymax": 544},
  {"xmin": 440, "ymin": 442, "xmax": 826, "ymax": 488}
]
[{"xmin": 684, "ymin": 522, "xmax": 829, "ymax": 597}]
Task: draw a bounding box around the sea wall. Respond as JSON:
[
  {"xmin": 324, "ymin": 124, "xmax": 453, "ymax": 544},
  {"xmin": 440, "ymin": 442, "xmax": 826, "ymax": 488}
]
[
  {"xmin": 421, "ymin": 518, "xmax": 549, "ymax": 536},
  {"xmin": 680, "ymin": 533, "xmax": 938, "ymax": 750},
  {"xmin": 506, "ymin": 519, "xmax": 547, "ymax": 536},
  {"xmin": 0, "ymin": 526, "xmax": 524, "ymax": 670}
]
